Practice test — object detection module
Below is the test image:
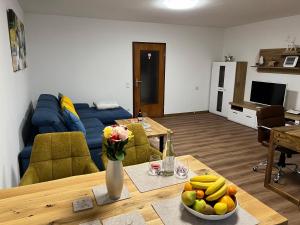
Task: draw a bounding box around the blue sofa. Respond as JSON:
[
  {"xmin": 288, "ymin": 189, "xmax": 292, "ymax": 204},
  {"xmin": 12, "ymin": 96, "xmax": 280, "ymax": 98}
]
[{"xmin": 18, "ymin": 94, "xmax": 132, "ymax": 176}]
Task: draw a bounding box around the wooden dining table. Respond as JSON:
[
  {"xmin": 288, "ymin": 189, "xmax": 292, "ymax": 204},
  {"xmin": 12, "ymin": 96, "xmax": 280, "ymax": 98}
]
[
  {"xmin": 0, "ymin": 155, "xmax": 287, "ymax": 225},
  {"xmin": 265, "ymin": 125, "xmax": 300, "ymax": 206}
]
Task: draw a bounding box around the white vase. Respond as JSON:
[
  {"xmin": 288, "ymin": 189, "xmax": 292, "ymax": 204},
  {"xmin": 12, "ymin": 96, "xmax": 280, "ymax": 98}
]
[{"xmin": 106, "ymin": 159, "xmax": 124, "ymax": 200}]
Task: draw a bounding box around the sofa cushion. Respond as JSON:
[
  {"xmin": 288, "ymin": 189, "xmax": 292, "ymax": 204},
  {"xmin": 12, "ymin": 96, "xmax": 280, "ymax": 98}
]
[
  {"xmin": 62, "ymin": 109, "xmax": 86, "ymax": 135},
  {"xmin": 38, "ymin": 94, "xmax": 59, "ymax": 103},
  {"xmin": 86, "ymin": 133, "xmax": 102, "ymax": 149},
  {"xmin": 77, "ymin": 107, "xmax": 132, "ymax": 125},
  {"xmin": 81, "ymin": 118, "xmax": 104, "ymax": 129},
  {"xmin": 32, "ymin": 108, "xmax": 67, "ymax": 132}
]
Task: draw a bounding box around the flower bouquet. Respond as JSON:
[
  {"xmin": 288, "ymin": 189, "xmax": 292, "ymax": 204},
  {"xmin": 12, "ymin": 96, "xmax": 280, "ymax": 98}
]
[{"xmin": 103, "ymin": 125, "xmax": 133, "ymax": 161}]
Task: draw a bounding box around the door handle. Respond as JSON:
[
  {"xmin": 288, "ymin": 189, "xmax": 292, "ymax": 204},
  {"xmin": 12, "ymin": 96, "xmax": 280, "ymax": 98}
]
[{"xmin": 135, "ymin": 80, "xmax": 142, "ymax": 87}]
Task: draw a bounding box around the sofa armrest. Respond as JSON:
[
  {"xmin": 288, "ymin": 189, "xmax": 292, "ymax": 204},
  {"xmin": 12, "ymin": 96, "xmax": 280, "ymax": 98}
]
[
  {"xmin": 74, "ymin": 103, "xmax": 90, "ymax": 110},
  {"xmin": 84, "ymin": 161, "xmax": 99, "ymax": 174},
  {"xmin": 149, "ymin": 146, "xmax": 162, "ymax": 159},
  {"xmin": 19, "ymin": 167, "xmax": 40, "ymax": 186}
]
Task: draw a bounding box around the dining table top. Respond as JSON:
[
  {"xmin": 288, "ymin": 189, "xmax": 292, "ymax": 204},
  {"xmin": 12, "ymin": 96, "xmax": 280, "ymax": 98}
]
[{"xmin": 0, "ymin": 155, "xmax": 287, "ymax": 225}]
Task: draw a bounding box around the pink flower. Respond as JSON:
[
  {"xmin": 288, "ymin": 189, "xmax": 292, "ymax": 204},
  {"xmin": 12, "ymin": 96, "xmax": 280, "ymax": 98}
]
[{"xmin": 115, "ymin": 126, "xmax": 129, "ymax": 141}]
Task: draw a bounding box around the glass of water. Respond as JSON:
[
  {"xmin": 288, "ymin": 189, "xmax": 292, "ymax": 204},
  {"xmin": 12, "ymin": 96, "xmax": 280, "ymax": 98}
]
[
  {"xmin": 148, "ymin": 155, "xmax": 161, "ymax": 176},
  {"xmin": 175, "ymin": 159, "xmax": 189, "ymax": 179}
]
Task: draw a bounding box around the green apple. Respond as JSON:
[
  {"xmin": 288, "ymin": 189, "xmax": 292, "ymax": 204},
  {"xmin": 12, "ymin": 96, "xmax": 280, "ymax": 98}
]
[
  {"xmin": 181, "ymin": 191, "xmax": 196, "ymax": 206},
  {"xmin": 193, "ymin": 199, "xmax": 206, "ymax": 213}
]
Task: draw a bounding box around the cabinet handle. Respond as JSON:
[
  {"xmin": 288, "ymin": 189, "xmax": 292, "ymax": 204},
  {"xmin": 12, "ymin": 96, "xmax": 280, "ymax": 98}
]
[
  {"xmin": 246, "ymin": 115, "xmax": 252, "ymax": 118},
  {"xmin": 233, "ymin": 112, "xmax": 238, "ymax": 114}
]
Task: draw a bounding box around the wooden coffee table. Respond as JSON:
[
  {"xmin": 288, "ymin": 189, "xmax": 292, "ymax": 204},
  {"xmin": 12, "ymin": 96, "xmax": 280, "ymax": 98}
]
[
  {"xmin": 115, "ymin": 117, "xmax": 173, "ymax": 151},
  {"xmin": 0, "ymin": 155, "xmax": 287, "ymax": 225}
]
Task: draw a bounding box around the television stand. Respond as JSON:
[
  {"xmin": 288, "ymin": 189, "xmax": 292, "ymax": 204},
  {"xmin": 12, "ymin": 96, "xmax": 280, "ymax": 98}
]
[{"xmin": 228, "ymin": 101, "xmax": 300, "ymax": 128}]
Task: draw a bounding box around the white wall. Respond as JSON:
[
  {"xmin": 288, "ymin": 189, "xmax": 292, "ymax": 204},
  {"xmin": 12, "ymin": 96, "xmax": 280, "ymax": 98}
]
[
  {"xmin": 223, "ymin": 15, "xmax": 300, "ymax": 110},
  {"xmin": 25, "ymin": 14, "xmax": 224, "ymax": 114},
  {"xmin": 0, "ymin": 0, "xmax": 31, "ymax": 188}
]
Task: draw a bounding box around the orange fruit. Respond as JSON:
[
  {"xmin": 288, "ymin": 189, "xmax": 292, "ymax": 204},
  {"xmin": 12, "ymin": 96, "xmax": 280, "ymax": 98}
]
[
  {"xmin": 196, "ymin": 190, "xmax": 205, "ymax": 199},
  {"xmin": 227, "ymin": 185, "xmax": 237, "ymax": 196},
  {"xmin": 219, "ymin": 195, "xmax": 236, "ymax": 212},
  {"xmin": 184, "ymin": 182, "xmax": 193, "ymax": 191}
]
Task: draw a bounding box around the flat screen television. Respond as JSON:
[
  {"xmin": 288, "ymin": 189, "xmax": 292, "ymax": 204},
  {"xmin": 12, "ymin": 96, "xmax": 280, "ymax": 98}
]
[{"xmin": 250, "ymin": 81, "xmax": 286, "ymax": 105}]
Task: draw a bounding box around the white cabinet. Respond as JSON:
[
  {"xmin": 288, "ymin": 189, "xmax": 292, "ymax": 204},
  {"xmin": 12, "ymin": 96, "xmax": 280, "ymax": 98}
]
[
  {"xmin": 209, "ymin": 62, "xmax": 247, "ymax": 118},
  {"xmin": 228, "ymin": 108, "xmax": 257, "ymax": 129}
]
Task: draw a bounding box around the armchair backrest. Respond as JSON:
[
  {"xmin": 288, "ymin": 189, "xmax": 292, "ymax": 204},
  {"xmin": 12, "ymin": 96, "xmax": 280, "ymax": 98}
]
[
  {"xmin": 102, "ymin": 123, "xmax": 153, "ymax": 166},
  {"xmin": 29, "ymin": 132, "xmax": 93, "ymax": 182},
  {"xmin": 256, "ymin": 105, "xmax": 285, "ymax": 144}
]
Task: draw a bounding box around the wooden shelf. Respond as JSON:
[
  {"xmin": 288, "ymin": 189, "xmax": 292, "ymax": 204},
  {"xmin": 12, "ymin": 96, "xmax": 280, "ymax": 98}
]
[
  {"xmin": 253, "ymin": 48, "xmax": 300, "ymax": 75},
  {"xmin": 256, "ymin": 66, "xmax": 300, "ymax": 75},
  {"xmin": 281, "ymin": 52, "xmax": 300, "ymax": 56}
]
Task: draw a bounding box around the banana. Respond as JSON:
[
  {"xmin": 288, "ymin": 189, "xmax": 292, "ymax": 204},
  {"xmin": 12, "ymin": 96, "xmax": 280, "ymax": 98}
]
[
  {"xmin": 205, "ymin": 177, "xmax": 225, "ymax": 195},
  {"xmin": 190, "ymin": 175, "xmax": 219, "ymax": 182},
  {"xmin": 190, "ymin": 181, "xmax": 214, "ymax": 190},
  {"xmin": 206, "ymin": 184, "xmax": 227, "ymax": 201}
]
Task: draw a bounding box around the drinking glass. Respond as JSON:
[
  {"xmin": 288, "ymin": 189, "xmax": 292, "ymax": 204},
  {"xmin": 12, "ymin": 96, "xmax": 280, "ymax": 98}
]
[
  {"xmin": 175, "ymin": 159, "xmax": 189, "ymax": 179},
  {"xmin": 148, "ymin": 155, "xmax": 161, "ymax": 176}
]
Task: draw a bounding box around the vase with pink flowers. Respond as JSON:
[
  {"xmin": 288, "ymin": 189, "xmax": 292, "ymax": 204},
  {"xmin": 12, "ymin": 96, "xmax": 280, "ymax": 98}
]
[{"xmin": 103, "ymin": 125, "xmax": 133, "ymax": 199}]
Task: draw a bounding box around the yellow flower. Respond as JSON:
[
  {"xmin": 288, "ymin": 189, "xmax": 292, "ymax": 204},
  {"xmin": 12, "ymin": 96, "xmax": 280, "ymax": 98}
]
[{"xmin": 103, "ymin": 126, "xmax": 113, "ymax": 139}]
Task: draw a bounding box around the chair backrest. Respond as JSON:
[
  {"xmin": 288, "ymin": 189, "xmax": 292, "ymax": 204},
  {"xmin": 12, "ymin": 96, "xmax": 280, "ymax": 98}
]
[
  {"xmin": 123, "ymin": 123, "xmax": 152, "ymax": 165},
  {"xmin": 29, "ymin": 132, "xmax": 92, "ymax": 182},
  {"xmin": 102, "ymin": 123, "xmax": 152, "ymax": 166},
  {"xmin": 256, "ymin": 105, "xmax": 285, "ymax": 144}
]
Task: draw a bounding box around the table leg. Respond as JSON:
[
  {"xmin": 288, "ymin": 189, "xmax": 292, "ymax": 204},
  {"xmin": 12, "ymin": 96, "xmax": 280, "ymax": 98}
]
[
  {"xmin": 265, "ymin": 130, "xmax": 275, "ymax": 187},
  {"xmin": 159, "ymin": 136, "xmax": 164, "ymax": 152}
]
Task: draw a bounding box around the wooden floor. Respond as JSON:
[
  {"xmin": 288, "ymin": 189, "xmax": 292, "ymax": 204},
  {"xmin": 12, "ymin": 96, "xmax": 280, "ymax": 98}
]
[{"xmin": 155, "ymin": 113, "xmax": 300, "ymax": 225}]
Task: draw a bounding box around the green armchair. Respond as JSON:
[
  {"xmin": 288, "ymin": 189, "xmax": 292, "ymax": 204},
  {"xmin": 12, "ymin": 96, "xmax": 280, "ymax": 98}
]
[
  {"xmin": 20, "ymin": 132, "xmax": 99, "ymax": 186},
  {"xmin": 101, "ymin": 123, "xmax": 162, "ymax": 168}
]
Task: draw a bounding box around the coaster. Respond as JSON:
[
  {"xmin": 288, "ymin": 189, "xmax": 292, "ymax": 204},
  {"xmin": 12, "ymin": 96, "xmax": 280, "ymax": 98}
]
[
  {"xmin": 92, "ymin": 185, "xmax": 130, "ymax": 206},
  {"xmin": 152, "ymin": 196, "xmax": 259, "ymax": 225},
  {"xmin": 72, "ymin": 196, "xmax": 94, "ymax": 212},
  {"xmin": 79, "ymin": 219, "xmax": 102, "ymax": 225},
  {"xmin": 102, "ymin": 211, "xmax": 146, "ymax": 225}
]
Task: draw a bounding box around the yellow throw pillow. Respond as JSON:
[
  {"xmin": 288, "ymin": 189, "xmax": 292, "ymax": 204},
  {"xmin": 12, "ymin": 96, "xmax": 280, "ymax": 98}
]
[
  {"xmin": 61, "ymin": 96, "xmax": 79, "ymax": 118},
  {"xmin": 61, "ymin": 96, "xmax": 74, "ymax": 107}
]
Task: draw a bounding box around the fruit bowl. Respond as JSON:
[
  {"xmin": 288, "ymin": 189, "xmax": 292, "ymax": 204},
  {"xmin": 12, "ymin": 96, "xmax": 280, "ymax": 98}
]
[
  {"xmin": 181, "ymin": 174, "xmax": 238, "ymax": 220},
  {"xmin": 182, "ymin": 199, "xmax": 238, "ymax": 220}
]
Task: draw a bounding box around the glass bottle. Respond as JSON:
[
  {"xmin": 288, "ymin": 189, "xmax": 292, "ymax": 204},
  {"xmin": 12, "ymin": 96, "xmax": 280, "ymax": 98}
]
[
  {"xmin": 137, "ymin": 109, "xmax": 143, "ymax": 122},
  {"xmin": 162, "ymin": 129, "xmax": 175, "ymax": 176}
]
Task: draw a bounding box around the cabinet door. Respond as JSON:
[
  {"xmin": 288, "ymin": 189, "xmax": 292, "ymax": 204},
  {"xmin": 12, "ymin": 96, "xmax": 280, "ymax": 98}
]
[
  {"xmin": 209, "ymin": 62, "xmax": 222, "ymax": 113},
  {"xmin": 221, "ymin": 62, "xmax": 236, "ymax": 117},
  {"xmin": 209, "ymin": 62, "xmax": 236, "ymax": 117}
]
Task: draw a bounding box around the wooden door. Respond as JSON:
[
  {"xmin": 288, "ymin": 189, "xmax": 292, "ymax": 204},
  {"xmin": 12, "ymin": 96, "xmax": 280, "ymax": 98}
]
[{"xmin": 133, "ymin": 42, "xmax": 166, "ymax": 117}]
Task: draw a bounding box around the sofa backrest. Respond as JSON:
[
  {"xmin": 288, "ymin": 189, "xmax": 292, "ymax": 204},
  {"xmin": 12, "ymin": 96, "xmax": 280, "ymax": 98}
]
[{"xmin": 32, "ymin": 94, "xmax": 68, "ymax": 133}]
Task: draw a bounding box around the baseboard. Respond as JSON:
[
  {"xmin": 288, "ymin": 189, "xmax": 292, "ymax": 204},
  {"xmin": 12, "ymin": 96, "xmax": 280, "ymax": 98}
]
[{"xmin": 163, "ymin": 110, "xmax": 209, "ymax": 117}]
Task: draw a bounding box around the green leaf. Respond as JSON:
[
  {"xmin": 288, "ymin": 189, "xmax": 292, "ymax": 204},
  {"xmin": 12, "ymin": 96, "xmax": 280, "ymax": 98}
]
[{"xmin": 115, "ymin": 152, "xmax": 124, "ymax": 161}]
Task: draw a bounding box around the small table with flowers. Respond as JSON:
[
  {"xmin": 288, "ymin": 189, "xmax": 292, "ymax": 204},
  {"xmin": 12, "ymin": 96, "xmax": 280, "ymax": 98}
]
[{"xmin": 115, "ymin": 117, "xmax": 173, "ymax": 151}]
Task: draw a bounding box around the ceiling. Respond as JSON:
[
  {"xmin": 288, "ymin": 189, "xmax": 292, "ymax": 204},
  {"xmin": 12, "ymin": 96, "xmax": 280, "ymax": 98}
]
[{"xmin": 18, "ymin": 0, "xmax": 300, "ymax": 27}]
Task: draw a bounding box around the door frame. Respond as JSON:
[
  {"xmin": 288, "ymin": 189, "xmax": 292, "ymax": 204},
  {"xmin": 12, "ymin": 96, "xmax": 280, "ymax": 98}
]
[{"xmin": 132, "ymin": 42, "xmax": 166, "ymax": 117}]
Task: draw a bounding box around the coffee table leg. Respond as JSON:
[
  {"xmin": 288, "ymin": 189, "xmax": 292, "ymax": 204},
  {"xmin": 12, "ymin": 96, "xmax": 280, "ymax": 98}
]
[{"xmin": 159, "ymin": 136, "xmax": 164, "ymax": 152}]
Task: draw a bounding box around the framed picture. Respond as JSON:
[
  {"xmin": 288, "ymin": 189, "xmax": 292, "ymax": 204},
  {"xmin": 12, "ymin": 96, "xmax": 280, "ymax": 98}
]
[
  {"xmin": 283, "ymin": 56, "xmax": 299, "ymax": 68},
  {"xmin": 7, "ymin": 9, "xmax": 27, "ymax": 72}
]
